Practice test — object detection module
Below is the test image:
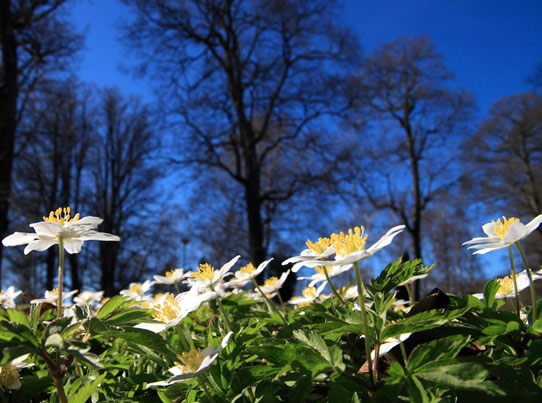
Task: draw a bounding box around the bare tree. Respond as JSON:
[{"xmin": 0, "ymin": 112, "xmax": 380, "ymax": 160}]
[
  {"xmin": 120, "ymin": 0, "xmax": 358, "ymax": 268},
  {"xmin": 89, "ymin": 88, "xmax": 164, "ymax": 296},
  {"xmin": 466, "ymin": 92, "xmax": 542, "ymax": 266},
  {"xmin": 8, "ymin": 78, "xmax": 94, "ymax": 292},
  {"xmin": 0, "ymin": 0, "xmax": 82, "ymax": 287},
  {"xmin": 345, "ymin": 36, "xmax": 474, "ymax": 298}
]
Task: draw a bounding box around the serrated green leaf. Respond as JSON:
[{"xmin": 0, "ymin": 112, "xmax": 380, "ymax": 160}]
[
  {"xmin": 103, "ymin": 328, "xmax": 174, "ymax": 360},
  {"xmin": 7, "ymin": 308, "xmax": 31, "ymax": 327},
  {"xmin": 292, "ymin": 329, "xmax": 345, "ymax": 372},
  {"xmin": 406, "ymin": 375, "xmax": 429, "ymax": 403},
  {"xmin": 408, "ymin": 335, "xmax": 470, "ymax": 372}
]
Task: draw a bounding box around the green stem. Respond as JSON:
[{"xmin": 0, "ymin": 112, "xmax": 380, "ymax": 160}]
[
  {"xmin": 252, "ymin": 279, "xmax": 288, "ymax": 326},
  {"xmin": 508, "ymin": 246, "xmax": 521, "ymax": 318},
  {"xmin": 198, "ymin": 374, "xmax": 216, "ymax": 403},
  {"xmin": 399, "ymin": 342, "xmax": 409, "ymax": 367},
  {"xmin": 210, "ymin": 284, "xmax": 233, "ymax": 332},
  {"xmin": 321, "ymin": 266, "xmax": 346, "ymax": 305},
  {"xmin": 57, "ymin": 237, "xmax": 65, "ymax": 320},
  {"xmin": 176, "ymin": 325, "xmax": 190, "ymax": 351},
  {"xmin": 353, "ymin": 262, "xmax": 375, "ymax": 389},
  {"xmin": 515, "ymin": 242, "xmax": 537, "ymax": 321}
]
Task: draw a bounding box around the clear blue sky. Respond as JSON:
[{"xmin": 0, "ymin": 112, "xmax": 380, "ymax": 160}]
[{"xmin": 72, "ymin": 0, "xmax": 542, "ymax": 117}]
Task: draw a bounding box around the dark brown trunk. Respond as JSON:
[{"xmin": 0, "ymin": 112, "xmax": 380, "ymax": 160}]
[{"xmin": 0, "ymin": 0, "xmax": 18, "ymax": 289}]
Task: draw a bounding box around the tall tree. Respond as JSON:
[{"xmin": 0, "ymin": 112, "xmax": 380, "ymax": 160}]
[
  {"xmin": 0, "ymin": 0, "xmax": 82, "ymax": 287},
  {"xmin": 120, "ymin": 0, "xmax": 358, "ymax": 268},
  {"xmin": 89, "ymin": 88, "xmax": 163, "ymax": 296},
  {"xmin": 345, "ymin": 36, "xmax": 474, "ymax": 298},
  {"xmin": 466, "ymin": 92, "xmax": 542, "ymax": 266}
]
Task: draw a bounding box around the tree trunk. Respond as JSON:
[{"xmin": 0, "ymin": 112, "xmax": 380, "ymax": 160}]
[{"xmin": 0, "ymin": 0, "xmax": 18, "ymax": 289}]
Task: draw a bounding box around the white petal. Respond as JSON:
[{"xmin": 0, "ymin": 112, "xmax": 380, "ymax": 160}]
[
  {"xmin": 366, "ymin": 225, "xmax": 405, "ymax": 255},
  {"xmin": 30, "ymin": 222, "xmax": 62, "ymax": 237},
  {"xmin": 64, "ymin": 239, "xmax": 84, "ymax": 254},
  {"xmin": 24, "ymin": 239, "xmax": 58, "ymax": 254},
  {"xmin": 525, "ymin": 214, "xmax": 542, "ymax": 234},
  {"xmin": 503, "ymin": 222, "xmax": 528, "ymax": 243},
  {"xmin": 482, "ymin": 222, "xmax": 497, "ymax": 237},
  {"xmin": 2, "ymin": 232, "xmax": 38, "ymax": 246},
  {"xmin": 77, "ymin": 231, "xmax": 120, "ymax": 241}
]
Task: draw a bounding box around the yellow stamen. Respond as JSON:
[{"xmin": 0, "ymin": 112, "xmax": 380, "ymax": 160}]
[
  {"xmin": 43, "ymin": 206, "xmax": 80, "ymax": 225},
  {"xmin": 302, "ymin": 286, "xmax": 317, "ymax": 299},
  {"xmin": 497, "ymin": 274, "xmax": 518, "ymax": 295},
  {"xmin": 152, "ymin": 294, "xmax": 181, "ymax": 323},
  {"xmin": 165, "ymin": 270, "xmax": 177, "ymax": 278},
  {"xmin": 129, "ymin": 283, "xmax": 143, "ymax": 294},
  {"xmin": 240, "ymin": 263, "xmax": 256, "ymax": 274},
  {"xmin": 331, "ymin": 226, "xmax": 368, "ymax": 257},
  {"xmin": 0, "ymin": 364, "xmax": 19, "ymax": 389},
  {"xmin": 264, "ymin": 277, "xmax": 278, "ymax": 287},
  {"xmin": 493, "ymin": 217, "xmax": 520, "ymax": 240},
  {"xmin": 175, "ymin": 349, "xmax": 203, "ymax": 373},
  {"xmin": 306, "ymin": 237, "xmax": 331, "ymax": 255},
  {"xmin": 191, "ymin": 263, "xmax": 215, "ymax": 281},
  {"xmin": 315, "ymin": 266, "xmax": 332, "ymax": 276}
]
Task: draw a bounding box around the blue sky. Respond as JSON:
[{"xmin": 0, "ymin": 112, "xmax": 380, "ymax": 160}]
[{"xmin": 72, "ymin": 0, "xmax": 542, "ymax": 117}]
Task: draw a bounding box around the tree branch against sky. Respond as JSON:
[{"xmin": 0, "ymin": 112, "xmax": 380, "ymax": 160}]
[
  {"xmin": 120, "ymin": 0, "xmax": 359, "ymax": 267},
  {"xmin": 345, "ymin": 36, "xmax": 475, "ymax": 298}
]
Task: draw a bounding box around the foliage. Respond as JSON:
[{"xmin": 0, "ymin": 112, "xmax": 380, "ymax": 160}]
[{"xmin": 2, "ymin": 254, "xmax": 542, "ymax": 402}]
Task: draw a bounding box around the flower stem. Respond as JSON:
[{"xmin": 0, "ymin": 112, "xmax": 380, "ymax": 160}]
[
  {"xmin": 198, "ymin": 374, "xmax": 216, "ymax": 403},
  {"xmin": 353, "ymin": 262, "xmax": 374, "ymax": 389},
  {"xmin": 508, "ymin": 246, "xmax": 521, "ymax": 318},
  {"xmin": 57, "ymin": 237, "xmax": 65, "ymax": 320},
  {"xmin": 210, "ymin": 285, "xmax": 233, "ymax": 332},
  {"xmin": 515, "ymin": 242, "xmax": 537, "ymax": 321},
  {"xmin": 252, "ymin": 279, "xmax": 288, "ymax": 326},
  {"xmin": 322, "ymin": 266, "xmax": 346, "ymax": 305}
]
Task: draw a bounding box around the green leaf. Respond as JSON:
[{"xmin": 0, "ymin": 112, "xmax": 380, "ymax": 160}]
[
  {"xmin": 96, "ymin": 295, "xmax": 135, "ymax": 319},
  {"xmin": 7, "ymin": 308, "xmax": 31, "ymax": 327},
  {"xmin": 483, "ymin": 279, "xmax": 500, "ymax": 308},
  {"xmin": 103, "ymin": 328, "xmax": 174, "ymax": 360},
  {"xmin": 408, "ymin": 335, "xmax": 470, "ymax": 372},
  {"xmin": 406, "ymin": 375, "xmax": 429, "ymax": 403},
  {"xmin": 0, "ymin": 345, "xmax": 37, "ymax": 365},
  {"xmin": 482, "ymin": 319, "xmax": 520, "ymax": 336},
  {"xmin": 292, "ymin": 330, "xmax": 345, "ymax": 372},
  {"xmin": 68, "ymin": 373, "xmax": 107, "ymax": 403}
]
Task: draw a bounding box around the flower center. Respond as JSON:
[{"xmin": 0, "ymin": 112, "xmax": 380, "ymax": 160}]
[
  {"xmin": 0, "ymin": 364, "xmax": 19, "ymax": 389},
  {"xmin": 264, "ymin": 277, "xmax": 278, "ymax": 287},
  {"xmin": 43, "ymin": 207, "xmax": 80, "ymax": 226},
  {"xmin": 240, "ymin": 263, "xmax": 256, "ymax": 274},
  {"xmin": 175, "ymin": 349, "xmax": 204, "ymax": 373},
  {"xmin": 165, "ymin": 270, "xmax": 177, "ymax": 278},
  {"xmin": 306, "ymin": 237, "xmax": 331, "ymax": 255},
  {"xmin": 493, "ymin": 217, "xmax": 520, "ymax": 240},
  {"xmin": 302, "ymin": 286, "xmax": 317, "ymax": 299},
  {"xmin": 497, "ymin": 274, "xmax": 518, "ymax": 295},
  {"xmin": 331, "ymin": 226, "xmax": 367, "ymax": 257},
  {"xmin": 192, "ymin": 263, "xmax": 215, "ymax": 281},
  {"xmin": 129, "ymin": 284, "xmax": 143, "ymax": 294},
  {"xmin": 152, "ymin": 294, "xmax": 181, "ymax": 322}
]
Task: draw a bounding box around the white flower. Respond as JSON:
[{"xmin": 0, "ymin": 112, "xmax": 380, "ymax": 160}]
[
  {"xmin": 146, "ymin": 332, "xmax": 233, "ymax": 387},
  {"xmin": 189, "ymin": 256, "xmax": 240, "ymax": 289},
  {"xmin": 259, "ymin": 270, "xmax": 290, "ymax": 295},
  {"xmin": 298, "ymin": 264, "xmax": 353, "ymax": 287},
  {"xmin": 288, "ymin": 282, "xmax": 327, "ymax": 307},
  {"xmin": 119, "ymin": 280, "xmax": 154, "ymax": 302},
  {"xmin": 0, "ymin": 354, "xmax": 34, "ymax": 390},
  {"xmin": 31, "ymin": 289, "xmax": 78, "ymax": 306},
  {"xmin": 472, "ymin": 270, "xmax": 542, "ymax": 300},
  {"xmin": 0, "ymin": 286, "xmax": 22, "ymax": 309},
  {"xmin": 227, "ymin": 258, "xmax": 273, "ymax": 288},
  {"xmin": 463, "ymin": 215, "xmax": 542, "ymax": 255},
  {"xmin": 284, "ymin": 225, "xmax": 405, "ymax": 272},
  {"xmin": 136, "ymin": 285, "xmax": 216, "ymax": 333},
  {"xmin": 73, "ymin": 290, "xmax": 104, "ymax": 307},
  {"xmin": 2, "ymin": 207, "xmax": 120, "ymax": 255},
  {"xmin": 153, "ymin": 268, "xmax": 189, "ymax": 285}
]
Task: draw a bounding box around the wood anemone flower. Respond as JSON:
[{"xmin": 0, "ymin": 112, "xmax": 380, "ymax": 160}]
[
  {"xmin": 2, "ymin": 207, "xmax": 120, "ymax": 255},
  {"xmin": 146, "ymin": 332, "xmax": 233, "ymax": 387},
  {"xmin": 463, "ymin": 214, "xmax": 542, "ymax": 254}
]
